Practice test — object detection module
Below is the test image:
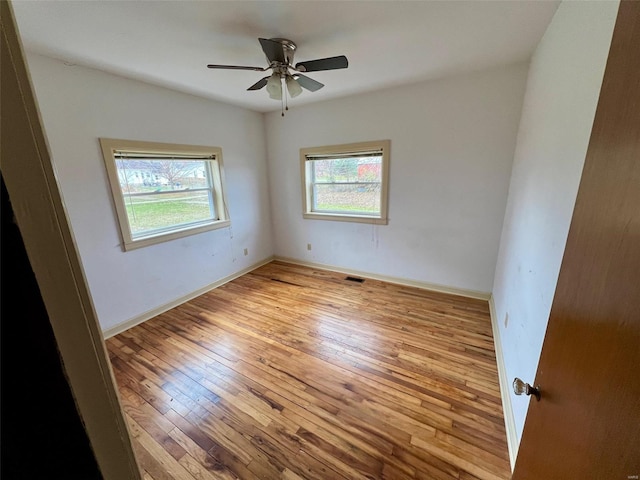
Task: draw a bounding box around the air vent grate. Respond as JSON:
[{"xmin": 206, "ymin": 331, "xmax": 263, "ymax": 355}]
[{"xmin": 345, "ymin": 276, "xmax": 364, "ymax": 283}]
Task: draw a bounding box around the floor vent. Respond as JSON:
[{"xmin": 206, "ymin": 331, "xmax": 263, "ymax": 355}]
[{"xmin": 345, "ymin": 276, "xmax": 365, "ymax": 283}]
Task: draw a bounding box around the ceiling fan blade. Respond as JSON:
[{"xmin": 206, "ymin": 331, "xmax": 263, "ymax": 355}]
[
  {"xmin": 207, "ymin": 64, "xmax": 267, "ymax": 72},
  {"xmin": 294, "ymin": 74, "xmax": 324, "ymax": 92},
  {"xmin": 247, "ymin": 76, "xmax": 269, "ymax": 91},
  {"xmin": 295, "ymin": 55, "xmax": 348, "ymax": 72},
  {"xmin": 259, "ymin": 38, "xmax": 285, "ymax": 64}
]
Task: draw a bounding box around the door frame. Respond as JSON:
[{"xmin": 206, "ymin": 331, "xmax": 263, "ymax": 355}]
[{"xmin": 1, "ymin": 2, "xmax": 140, "ymax": 478}]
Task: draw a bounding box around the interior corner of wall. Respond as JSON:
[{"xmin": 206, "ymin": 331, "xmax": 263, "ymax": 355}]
[{"xmin": 489, "ymin": 294, "xmax": 519, "ymax": 471}]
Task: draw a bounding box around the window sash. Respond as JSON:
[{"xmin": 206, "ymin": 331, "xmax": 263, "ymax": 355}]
[
  {"xmin": 124, "ymin": 187, "xmax": 211, "ymax": 197},
  {"xmin": 122, "ymin": 190, "xmax": 217, "ymax": 240},
  {"xmin": 310, "ymin": 181, "xmax": 381, "ymax": 186},
  {"xmin": 307, "ymin": 154, "xmax": 383, "ymax": 216},
  {"xmin": 310, "ymin": 182, "xmax": 383, "ymax": 214},
  {"xmin": 115, "ymin": 157, "xmax": 218, "ymax": 234},
  {"xmin": 311, "ymin": 183, "xmax": 382, "ymax": 215}
]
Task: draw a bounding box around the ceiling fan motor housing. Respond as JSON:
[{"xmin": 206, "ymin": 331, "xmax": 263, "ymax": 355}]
[{"xmin": 268, "ymin": 38, "xmax": 297, "ymax": 67}]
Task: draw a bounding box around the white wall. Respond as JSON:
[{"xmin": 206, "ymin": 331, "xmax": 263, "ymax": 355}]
[
  {"xmin": 25, "ymin": 54, "xmax": 274, "ymax": 332},
  {"xmin": 492, "ymin": 0, "xmax": 618, "ymax": 448},
  {"xmin": 266, "ymin": 63, "xmax": 528, "ymax": 294}
]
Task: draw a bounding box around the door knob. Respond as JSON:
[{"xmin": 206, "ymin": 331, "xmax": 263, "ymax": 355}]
[{"xmin": 513, "ymin": 377, "xmax": 541, "ymax": 401}]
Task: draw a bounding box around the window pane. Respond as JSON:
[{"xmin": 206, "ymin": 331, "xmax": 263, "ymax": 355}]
[
  {"xmin": 313, "ymin": 183, "xmax": 381, "ymax": 215},
  {"xmin": 115, "ymin": 158, "xmax": 216, "ymax": 238},
  {"xmin": 116, "ymin": 159, "xmax": 209, "ymax": 191},
  {"xmin": 312, "ymin": 157, "xmax": 381, "ymax": 183},
  {"xmin": 123, "ymin": 190, "xmax": 214, "ymax": 238}
]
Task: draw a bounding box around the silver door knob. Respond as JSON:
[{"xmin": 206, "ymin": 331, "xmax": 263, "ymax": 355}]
[{"xmin": 513, "ymin": 377, "xmax": 541, "ymax": 400}]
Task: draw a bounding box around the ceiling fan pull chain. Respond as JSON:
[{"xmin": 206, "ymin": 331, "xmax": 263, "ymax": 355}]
[
  {"xmin": 281, "ymin": 75, "xmax": 286, "ymax": 117},
  {"xmin": 285, "ymin": 83, "xmax": 289, "ymax": 112}
]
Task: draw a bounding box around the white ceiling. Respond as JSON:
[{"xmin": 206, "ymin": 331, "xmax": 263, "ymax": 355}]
[{"xmin": 11, "ymin": 0, "xmax": 560, "ymax": 113}]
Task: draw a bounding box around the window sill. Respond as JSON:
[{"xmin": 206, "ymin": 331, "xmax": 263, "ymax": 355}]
[
  {"xmin": 302, "ymin": 212, "xmax": 388, "ymax": 225},
  {"xmin": 122, "ymin": 219, "xmax": 231, "ymax": 251}
]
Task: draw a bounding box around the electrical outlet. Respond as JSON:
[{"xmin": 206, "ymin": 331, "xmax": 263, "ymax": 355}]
[
  {"xmin": 243, "ymin": 248, "xmax": 248, "ymax": 256},
  {"xmin": 307, "ymin": 243, "xmax": 312, "ymax": 251}
]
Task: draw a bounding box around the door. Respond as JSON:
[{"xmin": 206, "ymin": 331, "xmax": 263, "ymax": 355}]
[{"xmin": 513, "ymin": 2, "xmax": 640, "ymax": 478}]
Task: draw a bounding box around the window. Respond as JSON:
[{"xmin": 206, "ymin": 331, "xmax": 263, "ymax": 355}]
[
  {"xmin": 100, "ymin": 138, "xmax": 230, "ymax": 251},
  {"xmin": 301, "ymin": 140, "xmax": 390, "ymax": 224}
]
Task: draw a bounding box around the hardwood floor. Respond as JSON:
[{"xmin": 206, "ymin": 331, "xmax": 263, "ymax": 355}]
[{"xmin": 106, "ymin": 261, "xmax": 510, "ymax": 480}]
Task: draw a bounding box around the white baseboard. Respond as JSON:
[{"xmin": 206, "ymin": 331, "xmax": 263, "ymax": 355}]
[
  {"xmin": 273, "ymin": 256, "xmax": 491, "ymax": 301},
  {"xmin": 489, "ymin": 295, "xmax": 518, "ymax": 471},
  {"xmin": 102, "ymin": 256, "xmax": 274, "ymax": 339}
]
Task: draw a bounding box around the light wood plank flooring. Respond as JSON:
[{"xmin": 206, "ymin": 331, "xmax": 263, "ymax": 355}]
[{"xmin": 106, "ymin": 261, "xmax": 510, "ymax": 480}]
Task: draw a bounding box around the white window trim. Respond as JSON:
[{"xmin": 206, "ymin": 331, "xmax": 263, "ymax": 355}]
[
  {"xmin": 300, "ymin": 140, "xmax": 390, "ymax": 225},
  {"xmin": 100, "ymin": 138, "xmax": 230, "ymax": 251}
]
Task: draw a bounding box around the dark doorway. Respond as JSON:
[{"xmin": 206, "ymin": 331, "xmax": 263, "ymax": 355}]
[{"xmin": 1, "ymin": 175, "xmax": 102, "ymax": 480}]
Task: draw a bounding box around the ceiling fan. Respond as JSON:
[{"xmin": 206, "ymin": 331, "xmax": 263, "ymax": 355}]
[{"xmin": 207, "ymin": 37, "xmax": 348, "ymax": 114}]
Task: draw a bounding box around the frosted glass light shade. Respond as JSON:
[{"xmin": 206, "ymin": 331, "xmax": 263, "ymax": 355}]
[
  {"xmin": 266, "ymin": 74, "xmax": 282, "ymax": 100},
  {"xmin": 286, "ymin": 76, "xmax": 303, "ymax": 98}
]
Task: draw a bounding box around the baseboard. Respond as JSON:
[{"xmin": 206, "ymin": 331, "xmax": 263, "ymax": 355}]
[
  {"xmin": 489, "ymin": 295, "xmax": 518, "ymax": 471},
  {"xmin": 273, "ymin": 256, "xmax": 491, "ymax": 301},
  {"xmin": 102, "ymin": 256, "xmax": 275, "ymax": 339}
]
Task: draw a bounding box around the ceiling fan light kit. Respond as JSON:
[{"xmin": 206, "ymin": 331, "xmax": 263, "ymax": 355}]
[
  {"xmin": 266, "ymin": 73, "xmax": 282, "ymax": 100},
  {"xmin": 286, "ymin": 76, "xmax": 303, "ymax": 98},
  {"xmin": 207, "ymin": 37, "xmax": 348, "ymax": 116}
]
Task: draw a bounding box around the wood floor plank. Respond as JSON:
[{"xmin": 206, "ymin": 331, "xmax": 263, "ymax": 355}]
[
  {"xmin": 127, "ymin": 415, "xmax": 194, "ymax": 480},
  {"xmin": 107, "ymin": 261, "xmax": 510, "ymax": 479},
  {"xmin": 168, "ymin": 427, "xmax": 239, "ymax": 480}
]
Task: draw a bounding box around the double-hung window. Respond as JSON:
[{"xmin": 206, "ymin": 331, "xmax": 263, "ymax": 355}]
[
  {"xmin": 301, "ymin": 140, "xmax": 390, "ymax": 224},
  {"xmin": 100, "ymin": 138, "xmax": 230, "ymax": 251}
]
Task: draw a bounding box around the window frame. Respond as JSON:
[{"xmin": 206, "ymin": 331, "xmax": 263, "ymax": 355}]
[
  {"xmin": 99, "ymin": 138, "xmax": 230, "ymax": 251},
  {"xmin": 300, "ymin": 140, "xmax": 390, "ymax": 224}
]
